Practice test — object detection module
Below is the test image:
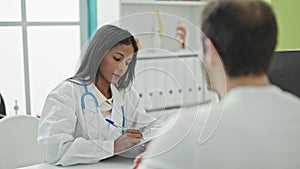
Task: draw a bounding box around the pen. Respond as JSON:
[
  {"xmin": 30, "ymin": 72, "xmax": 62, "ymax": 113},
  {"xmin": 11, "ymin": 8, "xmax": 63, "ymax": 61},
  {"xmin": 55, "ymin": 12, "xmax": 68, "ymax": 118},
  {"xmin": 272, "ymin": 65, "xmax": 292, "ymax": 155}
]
[{"xmin": 105, "ymin": 119, "xmax": 127, "ymax": 133}]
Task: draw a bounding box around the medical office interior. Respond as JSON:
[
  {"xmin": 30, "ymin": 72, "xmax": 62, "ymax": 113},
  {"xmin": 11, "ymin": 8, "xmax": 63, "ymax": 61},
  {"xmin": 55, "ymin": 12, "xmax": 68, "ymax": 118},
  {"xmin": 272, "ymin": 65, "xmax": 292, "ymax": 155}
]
[{"xmin": 0, "ymin": 0, "xmax": 300, "ymax": 168}]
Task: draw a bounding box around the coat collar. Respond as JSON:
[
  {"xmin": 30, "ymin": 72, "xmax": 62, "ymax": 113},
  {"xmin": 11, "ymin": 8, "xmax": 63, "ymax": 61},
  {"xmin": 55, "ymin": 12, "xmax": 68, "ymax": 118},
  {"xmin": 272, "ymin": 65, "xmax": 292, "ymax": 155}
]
[
  {"xmin": 107, "ymin": 84, "xmax": 125, "ymax": 139},
  {"xmin": 84, "ymin": 83, "xmax": 125, "ymax": 140}
]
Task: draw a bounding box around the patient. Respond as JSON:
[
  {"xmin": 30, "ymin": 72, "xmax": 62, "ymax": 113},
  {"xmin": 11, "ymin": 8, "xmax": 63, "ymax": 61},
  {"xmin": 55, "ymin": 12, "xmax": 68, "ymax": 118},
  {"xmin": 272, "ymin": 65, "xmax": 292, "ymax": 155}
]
[{"xmin": 134, "ymin": 1, "xmax": 300, "ymax": 168}]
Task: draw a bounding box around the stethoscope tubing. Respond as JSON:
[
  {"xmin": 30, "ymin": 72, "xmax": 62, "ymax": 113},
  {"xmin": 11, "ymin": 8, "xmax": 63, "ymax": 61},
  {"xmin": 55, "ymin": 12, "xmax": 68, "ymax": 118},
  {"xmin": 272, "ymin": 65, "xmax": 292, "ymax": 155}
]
[{"xmin": 81, "ymin": 84, "xmax": 125, "ymax": 131}]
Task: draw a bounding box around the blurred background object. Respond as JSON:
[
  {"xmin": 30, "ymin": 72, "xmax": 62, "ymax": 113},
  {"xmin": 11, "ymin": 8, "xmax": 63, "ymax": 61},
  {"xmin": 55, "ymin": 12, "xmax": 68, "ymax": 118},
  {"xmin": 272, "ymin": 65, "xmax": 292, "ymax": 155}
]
[{"xmin": 0, "ymin": 93, "xmax": 6, "ymax": 119}]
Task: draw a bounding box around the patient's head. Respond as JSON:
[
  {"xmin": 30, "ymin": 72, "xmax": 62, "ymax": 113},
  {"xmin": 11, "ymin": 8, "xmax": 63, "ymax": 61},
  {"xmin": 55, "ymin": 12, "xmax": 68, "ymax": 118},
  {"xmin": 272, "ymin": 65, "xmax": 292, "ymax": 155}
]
[{"xmin": 201, "ymin": 0, "xmax": 278, "ymax": 97}]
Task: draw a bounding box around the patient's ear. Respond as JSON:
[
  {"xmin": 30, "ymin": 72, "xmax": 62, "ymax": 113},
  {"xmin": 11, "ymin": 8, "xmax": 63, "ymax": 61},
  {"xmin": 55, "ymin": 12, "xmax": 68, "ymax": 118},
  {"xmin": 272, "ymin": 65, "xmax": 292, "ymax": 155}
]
[{"xmin": 205, "ymin": 39, "xmax": 220, "ymax": 66}]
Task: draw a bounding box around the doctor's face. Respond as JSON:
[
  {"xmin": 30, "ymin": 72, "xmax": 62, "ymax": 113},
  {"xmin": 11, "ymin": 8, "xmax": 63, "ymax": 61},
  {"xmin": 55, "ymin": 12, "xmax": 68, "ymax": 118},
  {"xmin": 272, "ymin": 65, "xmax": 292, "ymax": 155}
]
[{"xmin": 99, "ymin": 44, "xmax": 134, "ymax": 84}]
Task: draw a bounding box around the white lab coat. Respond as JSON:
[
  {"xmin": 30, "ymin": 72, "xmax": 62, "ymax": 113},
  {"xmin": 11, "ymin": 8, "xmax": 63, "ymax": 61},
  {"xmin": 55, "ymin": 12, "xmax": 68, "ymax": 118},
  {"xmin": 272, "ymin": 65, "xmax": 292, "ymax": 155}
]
[
  {"xmin": 139, "ymin": 85, "xmax": 300, "ymax": 169},
  {"xmin": 38, "ymin": 80, "xmax": 156, "ymax": 166}
]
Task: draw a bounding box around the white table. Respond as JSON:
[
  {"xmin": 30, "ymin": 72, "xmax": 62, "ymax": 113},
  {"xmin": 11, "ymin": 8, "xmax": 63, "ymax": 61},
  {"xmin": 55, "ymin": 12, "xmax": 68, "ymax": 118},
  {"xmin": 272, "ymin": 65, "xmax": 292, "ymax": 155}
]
[{"xmin": 18, "ymin": 156, "xmax": 134, "ymax": 169}]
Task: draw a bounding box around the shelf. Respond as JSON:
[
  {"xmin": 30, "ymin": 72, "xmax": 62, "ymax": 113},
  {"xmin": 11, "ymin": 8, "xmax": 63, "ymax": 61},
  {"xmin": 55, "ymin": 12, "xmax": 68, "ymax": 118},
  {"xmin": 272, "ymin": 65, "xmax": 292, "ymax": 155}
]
[
  {"xmin": 121, "ymin": 0, "xmax": 206, "ymax": 52},
  {"xmin": 137, "ymin": 49, "xmax": 198, "ymax": 60},
  {"xmin": 121, "ymin": 0, "xmax": 207, "ymax": 6}
]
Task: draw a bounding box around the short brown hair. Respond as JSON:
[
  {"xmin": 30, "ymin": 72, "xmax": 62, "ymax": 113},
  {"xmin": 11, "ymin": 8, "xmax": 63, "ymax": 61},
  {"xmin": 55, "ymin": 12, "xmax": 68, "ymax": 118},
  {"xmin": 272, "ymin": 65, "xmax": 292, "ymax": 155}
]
[{"xmin": 201, "ymin": 0, "xmax": 278, "ymax": 77}]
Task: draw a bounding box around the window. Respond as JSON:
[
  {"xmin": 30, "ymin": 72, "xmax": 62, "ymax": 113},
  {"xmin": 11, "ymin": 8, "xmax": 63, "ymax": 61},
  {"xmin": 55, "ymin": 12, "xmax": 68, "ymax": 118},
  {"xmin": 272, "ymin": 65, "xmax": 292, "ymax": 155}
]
[{"xmin": 0, "ymin": 0, "xmax": 88, "ymax": 117}]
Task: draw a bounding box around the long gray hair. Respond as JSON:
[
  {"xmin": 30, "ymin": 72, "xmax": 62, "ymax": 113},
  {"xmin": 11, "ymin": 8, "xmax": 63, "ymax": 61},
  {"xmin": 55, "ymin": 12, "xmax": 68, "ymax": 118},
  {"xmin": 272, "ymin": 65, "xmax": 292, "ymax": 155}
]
[{"xmin": 69, "ymin": 25, "xmax": 138, "ymax": 90}]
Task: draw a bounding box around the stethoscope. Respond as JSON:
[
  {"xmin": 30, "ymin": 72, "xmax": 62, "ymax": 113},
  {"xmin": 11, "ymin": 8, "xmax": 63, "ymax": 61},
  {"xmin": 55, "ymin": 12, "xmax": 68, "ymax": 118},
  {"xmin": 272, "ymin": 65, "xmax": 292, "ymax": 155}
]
[{"xmin": 80, "ymin": 84, "xmax": 126, "ymax": 134}]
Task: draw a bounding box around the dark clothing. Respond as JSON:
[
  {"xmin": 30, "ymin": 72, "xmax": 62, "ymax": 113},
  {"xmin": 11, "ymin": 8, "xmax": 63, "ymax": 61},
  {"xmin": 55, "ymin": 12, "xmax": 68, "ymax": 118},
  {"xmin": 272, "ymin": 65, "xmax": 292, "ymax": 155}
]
[{"xmin": 0, "ymin": 93, "xmax": 6, "ymax": 119}]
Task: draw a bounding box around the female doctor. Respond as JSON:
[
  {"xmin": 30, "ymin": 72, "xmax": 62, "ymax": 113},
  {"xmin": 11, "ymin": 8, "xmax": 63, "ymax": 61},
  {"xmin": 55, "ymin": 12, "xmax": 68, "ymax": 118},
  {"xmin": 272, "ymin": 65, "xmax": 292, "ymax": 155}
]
[{"xmin": 38, "ymin": 25, "xmax": 155, "ymax": 166}]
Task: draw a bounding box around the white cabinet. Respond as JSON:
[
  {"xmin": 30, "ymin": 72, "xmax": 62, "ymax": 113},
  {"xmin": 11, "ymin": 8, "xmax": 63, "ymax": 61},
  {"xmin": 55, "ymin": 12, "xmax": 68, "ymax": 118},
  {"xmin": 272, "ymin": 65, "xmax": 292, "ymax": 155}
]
[{"xmin": 131, "ymin": 49, "xmax": 210, "ymax": 111}]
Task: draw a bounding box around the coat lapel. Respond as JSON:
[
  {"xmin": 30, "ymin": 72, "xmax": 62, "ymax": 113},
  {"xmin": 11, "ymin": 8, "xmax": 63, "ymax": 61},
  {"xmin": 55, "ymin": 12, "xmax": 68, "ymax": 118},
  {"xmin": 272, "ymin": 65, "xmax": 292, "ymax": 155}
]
[
  {"xmin": 107, "ymin": 85, "xmax": 124, "ymax": 140},
  {"xmin": 84, "ymin": 83, "xmax": 110, "ymax": 140}
]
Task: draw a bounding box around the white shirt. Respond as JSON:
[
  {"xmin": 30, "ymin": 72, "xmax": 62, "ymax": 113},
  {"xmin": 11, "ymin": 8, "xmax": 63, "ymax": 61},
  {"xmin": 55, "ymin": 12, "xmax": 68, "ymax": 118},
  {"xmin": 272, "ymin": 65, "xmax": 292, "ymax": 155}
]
[
  {"xmin": 94, "ymin": 83, "xmax": 113, "ymax": 127},
  {"xmin": 139, "ymin": 85, "xmax": 300, "ymax": 169},
  {"xmin": 38, "ymin": 80, "xmax": 159, "ymax": 166}
]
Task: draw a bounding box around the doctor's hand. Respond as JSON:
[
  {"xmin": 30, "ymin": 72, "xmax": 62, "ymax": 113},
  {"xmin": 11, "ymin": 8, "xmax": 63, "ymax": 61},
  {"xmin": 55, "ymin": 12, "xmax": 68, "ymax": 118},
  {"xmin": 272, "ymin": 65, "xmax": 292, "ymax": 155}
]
[
  {"xmin": 125, "ymin": 129, "xmax": 143, "ymax": 139},
  {"xmin": 114, "ymin": 135, "xmax": 142, "ymax": 153}
]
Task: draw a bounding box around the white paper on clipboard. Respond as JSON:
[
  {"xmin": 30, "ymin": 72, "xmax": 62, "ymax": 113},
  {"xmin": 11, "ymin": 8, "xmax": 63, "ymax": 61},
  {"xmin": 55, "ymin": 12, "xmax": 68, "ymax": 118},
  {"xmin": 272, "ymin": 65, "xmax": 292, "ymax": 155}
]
[{"xmin": 114, "ymin": 138, "xmax": 151, "ymax": 158}]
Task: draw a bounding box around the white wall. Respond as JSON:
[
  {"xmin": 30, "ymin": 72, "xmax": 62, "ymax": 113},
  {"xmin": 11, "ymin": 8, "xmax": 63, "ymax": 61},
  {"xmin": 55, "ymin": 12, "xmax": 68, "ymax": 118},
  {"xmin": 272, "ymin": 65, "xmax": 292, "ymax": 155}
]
[{"xmin": 97, "ymin": 0, "xmax": 120, "ymax": 28}]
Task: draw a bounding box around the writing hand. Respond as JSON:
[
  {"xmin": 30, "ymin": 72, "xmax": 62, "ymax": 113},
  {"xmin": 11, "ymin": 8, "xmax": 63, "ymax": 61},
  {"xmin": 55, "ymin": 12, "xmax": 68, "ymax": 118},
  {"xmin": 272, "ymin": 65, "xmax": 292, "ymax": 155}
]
[
  {"xmin": 125, "ymin": 129, "xmax": 143, "ymax": 139},
  {"xmin": 114, "ymin": 135, "xmax": 141, "ymax": 153}
]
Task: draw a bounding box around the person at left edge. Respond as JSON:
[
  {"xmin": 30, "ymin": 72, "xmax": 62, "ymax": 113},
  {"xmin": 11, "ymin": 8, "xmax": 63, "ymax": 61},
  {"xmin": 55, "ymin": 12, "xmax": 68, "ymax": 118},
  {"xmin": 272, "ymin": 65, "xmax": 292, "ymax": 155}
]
[{"xmin": 38, "ymin": 25, "xmax": 157, "ymax": 166}]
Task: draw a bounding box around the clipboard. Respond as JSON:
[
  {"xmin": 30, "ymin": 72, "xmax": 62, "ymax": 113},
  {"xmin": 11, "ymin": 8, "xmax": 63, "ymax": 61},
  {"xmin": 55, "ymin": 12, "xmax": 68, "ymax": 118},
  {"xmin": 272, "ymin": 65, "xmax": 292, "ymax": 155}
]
[{"xmin": 114, "ymin": 138, "xmax": 151, "ymax": 158}]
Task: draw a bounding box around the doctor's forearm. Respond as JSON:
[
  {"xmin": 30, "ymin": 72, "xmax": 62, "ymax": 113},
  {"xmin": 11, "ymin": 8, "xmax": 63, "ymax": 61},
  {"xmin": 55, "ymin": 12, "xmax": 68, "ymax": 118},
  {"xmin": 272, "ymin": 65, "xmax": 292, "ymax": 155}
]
[{"xmin": 41, "ymin": 136, "xmax": 114, "ymax": 166}]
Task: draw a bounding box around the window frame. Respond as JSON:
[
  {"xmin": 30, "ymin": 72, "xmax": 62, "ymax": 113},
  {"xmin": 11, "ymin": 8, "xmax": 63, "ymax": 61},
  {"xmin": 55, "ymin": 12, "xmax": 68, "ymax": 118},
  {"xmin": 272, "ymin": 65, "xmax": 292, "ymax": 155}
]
[{"xmin": 0, "ymin": 0, "xmax": 89, "ymax": 115}]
